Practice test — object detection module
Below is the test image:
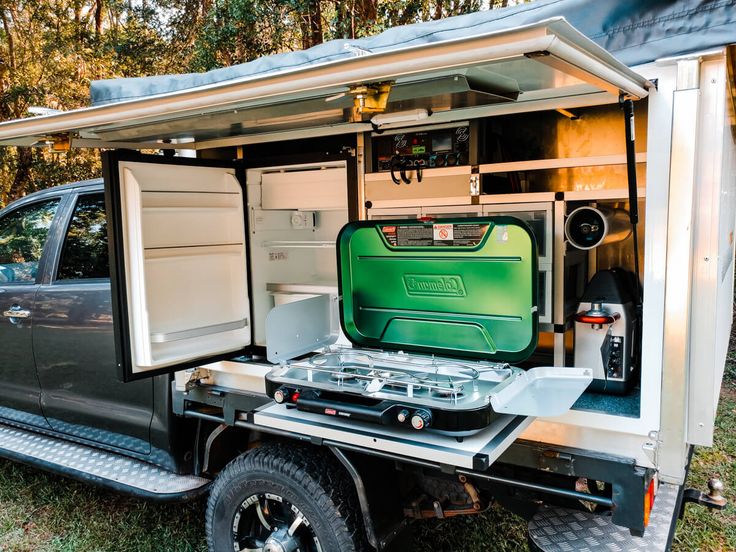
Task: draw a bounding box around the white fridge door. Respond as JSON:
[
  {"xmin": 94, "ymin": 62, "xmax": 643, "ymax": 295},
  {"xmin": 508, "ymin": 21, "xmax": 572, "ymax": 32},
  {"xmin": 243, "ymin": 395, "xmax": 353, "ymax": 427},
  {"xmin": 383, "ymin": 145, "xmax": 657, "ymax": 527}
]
[{"xmin": 105, "ymin": 153, "xmax": 250, "ymax": 380}]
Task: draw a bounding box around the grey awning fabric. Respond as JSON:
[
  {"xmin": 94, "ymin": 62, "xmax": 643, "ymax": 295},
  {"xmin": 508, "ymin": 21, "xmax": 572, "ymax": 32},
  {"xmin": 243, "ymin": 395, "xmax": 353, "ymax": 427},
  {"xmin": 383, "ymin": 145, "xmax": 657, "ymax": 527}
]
[{"xmin": 90, "ymin": 0, "xmax": 736, "ymax": 107}]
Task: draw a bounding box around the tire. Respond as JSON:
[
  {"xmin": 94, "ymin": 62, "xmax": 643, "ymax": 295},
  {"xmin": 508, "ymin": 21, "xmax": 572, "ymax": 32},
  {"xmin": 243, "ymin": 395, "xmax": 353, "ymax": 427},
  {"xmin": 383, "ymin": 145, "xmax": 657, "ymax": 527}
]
[{"xmin": 206, "ymin": 441, "xmax": 366, "ymax": 552}]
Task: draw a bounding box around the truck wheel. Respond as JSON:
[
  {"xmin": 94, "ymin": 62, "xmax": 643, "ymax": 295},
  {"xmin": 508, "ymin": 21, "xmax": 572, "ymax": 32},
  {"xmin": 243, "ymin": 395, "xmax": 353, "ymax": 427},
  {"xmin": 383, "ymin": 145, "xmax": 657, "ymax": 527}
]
[{"xmin": 206, "ymin": 442, "xmax": 366, "ymax": 552}]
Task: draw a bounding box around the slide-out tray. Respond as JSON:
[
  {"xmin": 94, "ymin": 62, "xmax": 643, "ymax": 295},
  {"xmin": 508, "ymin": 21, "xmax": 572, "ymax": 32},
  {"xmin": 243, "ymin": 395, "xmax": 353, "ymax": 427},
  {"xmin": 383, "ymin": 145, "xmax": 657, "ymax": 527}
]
[{"xmin": 252, "ymin": 403, "xmax": 534, "ymax": 470}]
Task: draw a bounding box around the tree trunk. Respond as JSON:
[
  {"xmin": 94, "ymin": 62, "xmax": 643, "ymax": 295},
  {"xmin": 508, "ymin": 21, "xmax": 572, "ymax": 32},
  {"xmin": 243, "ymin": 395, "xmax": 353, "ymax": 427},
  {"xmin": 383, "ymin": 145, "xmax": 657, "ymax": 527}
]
[
  {"xmin": 434, "ymin": 0, "xmax": 444, "ymax": 20},
  {"xmin": 8, "ymin": 147, "xmax": 33, "ymax": 201},
  {"xmin": 309, "ymin": 0, "xmax": 323, "ymax": 47},
  {"xmin": 94, "ymin": 0, "xmax": 103, "ymax": 37},
  {"xmin": 1, "ymin": 9, "xmax": 15, "ymax": 70}
]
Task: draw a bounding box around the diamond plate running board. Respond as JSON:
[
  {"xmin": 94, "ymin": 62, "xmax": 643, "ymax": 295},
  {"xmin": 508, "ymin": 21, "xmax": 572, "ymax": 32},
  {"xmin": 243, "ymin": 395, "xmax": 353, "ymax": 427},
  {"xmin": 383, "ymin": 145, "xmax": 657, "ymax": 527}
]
[
  {"xmin": 0, "ymin": 423, "xmax": 210, "ymax": 501},
  {"xmin": 528, "ymin": 482, "xmax": 680, "ymax": 551}
]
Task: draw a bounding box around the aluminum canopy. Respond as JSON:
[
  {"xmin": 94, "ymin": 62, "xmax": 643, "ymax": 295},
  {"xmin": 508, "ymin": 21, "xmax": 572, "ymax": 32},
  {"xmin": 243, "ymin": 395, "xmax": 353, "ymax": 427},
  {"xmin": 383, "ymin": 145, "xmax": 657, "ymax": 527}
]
[{"xmin": 0, "ymin": 19, "xmax": 651, "ymax": 150}]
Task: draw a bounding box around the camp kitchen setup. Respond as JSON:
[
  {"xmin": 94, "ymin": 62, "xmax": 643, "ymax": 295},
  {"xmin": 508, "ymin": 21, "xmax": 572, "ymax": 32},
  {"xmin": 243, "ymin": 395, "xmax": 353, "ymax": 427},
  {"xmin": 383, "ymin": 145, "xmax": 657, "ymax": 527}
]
[{"xmin": 0, "ymin": 2, "xmax": 733, "ymax": 550}]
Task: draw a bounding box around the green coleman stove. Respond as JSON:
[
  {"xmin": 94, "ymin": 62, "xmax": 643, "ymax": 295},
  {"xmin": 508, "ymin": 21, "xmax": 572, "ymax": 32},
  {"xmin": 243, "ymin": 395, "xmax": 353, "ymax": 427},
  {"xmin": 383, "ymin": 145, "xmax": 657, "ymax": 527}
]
[{"xmin": 265, "ymin": 217, "xmax": 584, "ymax": 435}]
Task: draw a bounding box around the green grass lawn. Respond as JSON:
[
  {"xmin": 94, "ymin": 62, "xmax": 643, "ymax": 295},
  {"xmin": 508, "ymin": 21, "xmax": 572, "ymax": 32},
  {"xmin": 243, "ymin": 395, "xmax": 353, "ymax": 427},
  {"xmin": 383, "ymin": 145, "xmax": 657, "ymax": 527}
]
[{"xmin": 0, "ymin": 370, "xmax": 734, "ymax": 551}]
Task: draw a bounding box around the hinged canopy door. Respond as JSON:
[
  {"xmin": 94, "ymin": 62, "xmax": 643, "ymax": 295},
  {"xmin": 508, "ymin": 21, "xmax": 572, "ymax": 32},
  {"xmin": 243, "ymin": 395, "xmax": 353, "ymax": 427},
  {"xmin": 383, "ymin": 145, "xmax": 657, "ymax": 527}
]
[
  {"xmin": 0, "ymin": 20, "xmax": 649, "ymax": 150},
  {"xmin": 337, "ymin": 217, "xmax": 537, "ymax": 362},
  {"xmin": 105, "ymin": 153, "xmax": 250, "ymax": 381}
]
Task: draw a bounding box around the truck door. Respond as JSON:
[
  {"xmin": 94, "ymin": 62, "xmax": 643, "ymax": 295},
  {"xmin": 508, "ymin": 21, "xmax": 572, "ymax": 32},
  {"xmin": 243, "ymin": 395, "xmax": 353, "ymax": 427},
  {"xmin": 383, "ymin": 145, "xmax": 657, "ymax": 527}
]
[
  {"xmin": 103, "ymin": 152, "xmax": 251, "ymax": 381},
  {"xmin": 34, "ymin": 188, "xmax": 154, "ymax": 453},
  {"xmin": 0, "ymin": 196, "xmax": 64, "ymax": 428}
]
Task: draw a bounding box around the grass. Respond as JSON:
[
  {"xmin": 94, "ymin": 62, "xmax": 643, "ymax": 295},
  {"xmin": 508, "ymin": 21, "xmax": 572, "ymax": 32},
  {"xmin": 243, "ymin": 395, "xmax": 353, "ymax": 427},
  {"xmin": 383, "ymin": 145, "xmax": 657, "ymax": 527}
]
[{"xmin": 0, "ymin": 370, "xmax": 734, "ymax": 551}]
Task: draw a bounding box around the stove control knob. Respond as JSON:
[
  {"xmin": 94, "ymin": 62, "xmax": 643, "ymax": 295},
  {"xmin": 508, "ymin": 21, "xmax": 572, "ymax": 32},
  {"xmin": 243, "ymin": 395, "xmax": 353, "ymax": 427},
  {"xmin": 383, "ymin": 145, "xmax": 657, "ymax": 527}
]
[
  {"xmin": 397, "ymin": 409, "xmax": 410, "ymax": 423},
  {"xmin": 411, "ymin": 409, "xmax": 432, "ymax": 430},
  {"xmin": 273, "ymin": 387, "xmax": 290, "ymax": 404}
]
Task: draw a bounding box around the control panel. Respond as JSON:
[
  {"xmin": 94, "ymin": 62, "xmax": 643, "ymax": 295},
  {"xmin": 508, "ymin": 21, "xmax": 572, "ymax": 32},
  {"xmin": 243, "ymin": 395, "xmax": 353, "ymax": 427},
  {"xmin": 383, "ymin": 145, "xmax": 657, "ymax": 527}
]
[
  {"xmin": 606, "ymin": 335, "xmax": 624, "ymax": 380},
  {"xmin": 371, "ymin": 125, "xmax": 471, "ymax": 174}
]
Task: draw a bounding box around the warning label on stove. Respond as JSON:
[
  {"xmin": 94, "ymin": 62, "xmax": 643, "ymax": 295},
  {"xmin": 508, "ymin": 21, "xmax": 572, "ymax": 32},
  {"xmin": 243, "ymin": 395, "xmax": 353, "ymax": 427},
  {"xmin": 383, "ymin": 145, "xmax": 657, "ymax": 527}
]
[
  {"xmin": 380, "ymin": 223, "xmax": 489, "ymax": 247},
  {"xmin": 433, "ymin": 223, "xmax": 453, "ymax": 242}
]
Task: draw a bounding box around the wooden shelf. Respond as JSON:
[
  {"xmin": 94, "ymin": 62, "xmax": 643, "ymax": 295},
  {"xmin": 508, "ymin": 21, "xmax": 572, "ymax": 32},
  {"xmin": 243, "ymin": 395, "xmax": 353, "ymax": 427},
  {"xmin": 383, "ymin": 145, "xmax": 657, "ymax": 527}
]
[
  {"xmin": 478, "ymin": 152, "xmax": 647, "ymax": 174},
  {"xmin": 564, "ymin": 187, "xmax": 646, "ymax": 201}
]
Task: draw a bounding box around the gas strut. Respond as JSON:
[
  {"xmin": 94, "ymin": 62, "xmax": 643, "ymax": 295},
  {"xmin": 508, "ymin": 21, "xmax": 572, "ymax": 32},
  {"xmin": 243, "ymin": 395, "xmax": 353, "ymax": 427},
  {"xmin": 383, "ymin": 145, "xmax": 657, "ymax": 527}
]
[
  {"xmin": 620, "ymin": 96, "xmax": 644, "ymax": 375},
  {"xmin": 620, "ymin": 96, "xmax": 642, "ymax": 308}
]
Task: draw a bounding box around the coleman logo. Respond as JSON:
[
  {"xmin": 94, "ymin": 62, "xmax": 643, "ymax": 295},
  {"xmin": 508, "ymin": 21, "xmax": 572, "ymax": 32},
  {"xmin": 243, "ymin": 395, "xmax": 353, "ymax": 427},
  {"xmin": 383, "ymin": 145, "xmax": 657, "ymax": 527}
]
[{"xmin": 404, "ymin": 274, "xmax": 466, "ymax": 297}]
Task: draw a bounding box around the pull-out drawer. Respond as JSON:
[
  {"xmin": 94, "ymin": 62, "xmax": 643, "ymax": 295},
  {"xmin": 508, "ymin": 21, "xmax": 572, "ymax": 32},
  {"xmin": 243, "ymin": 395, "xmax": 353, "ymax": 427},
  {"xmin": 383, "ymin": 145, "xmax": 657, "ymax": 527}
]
[{"xmin": 253, "ymin": 403, "xmax": 532, "ymax": 471}]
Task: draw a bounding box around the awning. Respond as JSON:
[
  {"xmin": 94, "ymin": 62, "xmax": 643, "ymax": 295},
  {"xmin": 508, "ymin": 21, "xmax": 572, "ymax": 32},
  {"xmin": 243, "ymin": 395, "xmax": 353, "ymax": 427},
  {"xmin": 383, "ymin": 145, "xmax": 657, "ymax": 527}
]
[{"xmin": 0, "ymin": 19, "xmax": 650, "ymax": 150}]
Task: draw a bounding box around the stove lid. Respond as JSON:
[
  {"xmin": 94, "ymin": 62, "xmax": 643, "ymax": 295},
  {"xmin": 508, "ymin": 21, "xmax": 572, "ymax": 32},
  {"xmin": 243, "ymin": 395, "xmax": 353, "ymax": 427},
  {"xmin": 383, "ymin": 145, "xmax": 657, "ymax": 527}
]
[{"xmin": 337, "ymin": 217, "xmax": 538, "ymax": 363}]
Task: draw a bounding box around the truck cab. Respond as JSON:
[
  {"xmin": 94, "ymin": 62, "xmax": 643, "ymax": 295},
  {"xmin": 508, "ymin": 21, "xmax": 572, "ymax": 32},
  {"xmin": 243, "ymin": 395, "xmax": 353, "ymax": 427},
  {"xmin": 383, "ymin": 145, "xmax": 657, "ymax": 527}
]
[{"xmin": 0, "ymin": 180, "xmax": 194, "ymax": 475}]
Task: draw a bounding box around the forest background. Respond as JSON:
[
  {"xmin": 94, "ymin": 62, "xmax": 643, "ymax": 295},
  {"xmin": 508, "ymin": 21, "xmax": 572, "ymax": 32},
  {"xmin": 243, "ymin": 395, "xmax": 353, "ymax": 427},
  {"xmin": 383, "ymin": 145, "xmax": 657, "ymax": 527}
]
[{"xmin": 0, "ymin": 0, "xmax": 522, "ymax": 206}]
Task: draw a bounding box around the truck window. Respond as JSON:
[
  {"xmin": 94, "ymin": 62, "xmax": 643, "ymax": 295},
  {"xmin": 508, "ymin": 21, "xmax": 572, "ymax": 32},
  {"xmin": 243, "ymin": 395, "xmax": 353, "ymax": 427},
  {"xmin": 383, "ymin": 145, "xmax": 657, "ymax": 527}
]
[
  {"xmin": 57, "ymin": 194, "xmax": 109, "ymax": 280},
  {"xmin": 0, "ymin": 199, "xmax": 60, "ymax": 284}
]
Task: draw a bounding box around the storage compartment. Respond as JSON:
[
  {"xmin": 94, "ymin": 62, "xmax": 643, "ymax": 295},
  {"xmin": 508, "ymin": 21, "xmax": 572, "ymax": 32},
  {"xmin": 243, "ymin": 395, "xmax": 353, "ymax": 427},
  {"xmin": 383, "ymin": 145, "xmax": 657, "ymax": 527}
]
[
  {"xmin": 247, "ymin": 162, "xmax": 349, "ymax": 347},
  {"xmin": 365, "ymin": 166, "xmax": 471, "ymax": 203},
  {"xmin": 360, "ymin": 102, "xmax": 649, "ymax": 424}
]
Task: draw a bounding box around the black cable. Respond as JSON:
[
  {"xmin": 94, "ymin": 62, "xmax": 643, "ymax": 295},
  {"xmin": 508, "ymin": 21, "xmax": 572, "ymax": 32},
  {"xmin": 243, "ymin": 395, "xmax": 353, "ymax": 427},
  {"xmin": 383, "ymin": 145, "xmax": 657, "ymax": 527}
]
[
  {"xmin": 390, "ymin": 156, "xmax": 401, "ymax": 185},
  {"xmin": 400, "ymin": 159, "xmax": 411, "ymax": 184}
]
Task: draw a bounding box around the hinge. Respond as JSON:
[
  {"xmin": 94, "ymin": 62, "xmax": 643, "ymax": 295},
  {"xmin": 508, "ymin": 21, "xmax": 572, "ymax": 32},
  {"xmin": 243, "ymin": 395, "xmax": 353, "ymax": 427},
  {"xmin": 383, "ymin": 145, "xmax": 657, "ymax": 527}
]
[
  {"xmin": 33, "ymin": 132, "xmax": 73, "ymax": 152},
  {"xmin": 349, "ymin": 82, "xmax": 393, "ymax": 121}
]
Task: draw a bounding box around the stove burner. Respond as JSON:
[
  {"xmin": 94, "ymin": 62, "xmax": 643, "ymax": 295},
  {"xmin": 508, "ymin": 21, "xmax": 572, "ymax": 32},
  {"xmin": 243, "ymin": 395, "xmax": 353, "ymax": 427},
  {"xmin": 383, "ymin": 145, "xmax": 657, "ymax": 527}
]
[
  {"xmin": 330, "ymin": 367, "xmax": 359, "ymax": 383},
  {"xmin": 431, "ymin": 386, "xmax": 464, "ymax": 399},
  {"xmin": 413, "ymin": 372, "xmax": 468, "ymax": 400},
  {"xmin": 310, "ymin": 351, "xmax": 374, "ymax": 369},
  {"xmin": 266, "ymin": 348, "xmax": 517, "ymax": 433}
]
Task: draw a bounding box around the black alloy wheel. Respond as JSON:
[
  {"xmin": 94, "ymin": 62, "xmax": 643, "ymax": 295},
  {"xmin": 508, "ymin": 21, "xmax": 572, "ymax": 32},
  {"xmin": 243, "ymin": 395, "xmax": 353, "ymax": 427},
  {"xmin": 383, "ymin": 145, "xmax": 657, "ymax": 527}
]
[{"xmin": 206, "ymin": 442, "xmax": 366, "ymax": 552}]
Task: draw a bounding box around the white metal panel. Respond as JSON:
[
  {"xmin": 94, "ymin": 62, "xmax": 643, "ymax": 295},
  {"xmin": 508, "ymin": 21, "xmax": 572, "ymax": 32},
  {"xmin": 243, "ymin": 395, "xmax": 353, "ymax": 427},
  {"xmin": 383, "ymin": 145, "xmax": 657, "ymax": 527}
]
[
  {"xmin": 366, "ymin": 207, "xmax": 420, "ymax": 220},
  {"xmin": 658, "ymin": 61, "xmax": 701, "ymax": 484},
  {"xmin": 688, "ymin": 54, "xmax": 736, "ymax": 446},
  {"xmin": 266, "ymin": 295, "xmax": 338, "ymax": 363},
  {"xmin": 117, "ymin": 161, "xmax": 251, "ymax": 375},
  {"xmin": 478, "ymin": 153, "xmax": 647, "ymax": 174},
  {"xmin": 261, "ymin": 167, "xmax": 348, "ymax": 210},
  {"xmin": 0, "ymin": 20, "xmax": 649, "ymax": 148}
]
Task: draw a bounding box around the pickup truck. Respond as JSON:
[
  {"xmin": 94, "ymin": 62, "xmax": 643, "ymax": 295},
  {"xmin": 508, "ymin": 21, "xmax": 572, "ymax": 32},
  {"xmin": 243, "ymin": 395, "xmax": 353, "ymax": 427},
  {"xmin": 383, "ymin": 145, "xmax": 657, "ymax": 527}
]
[{"xmin": 2, "ymin": 6, "xmax": 733, "ymax": 549}]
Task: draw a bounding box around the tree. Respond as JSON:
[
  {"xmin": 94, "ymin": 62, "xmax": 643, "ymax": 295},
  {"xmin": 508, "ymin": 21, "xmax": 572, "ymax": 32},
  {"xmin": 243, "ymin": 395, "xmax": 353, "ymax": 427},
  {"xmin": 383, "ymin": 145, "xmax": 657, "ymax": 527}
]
[{"xmin": 0, "ymin": 0, "xmax": 170, "ymax": 206}]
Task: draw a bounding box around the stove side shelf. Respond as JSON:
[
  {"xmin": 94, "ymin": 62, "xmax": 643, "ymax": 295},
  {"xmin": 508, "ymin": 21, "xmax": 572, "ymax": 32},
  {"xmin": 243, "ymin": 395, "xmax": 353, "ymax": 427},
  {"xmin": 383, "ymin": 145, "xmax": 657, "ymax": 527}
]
[{"xmin": 251, "ymin": 403, "xmax": 534, "ymax": 471}]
